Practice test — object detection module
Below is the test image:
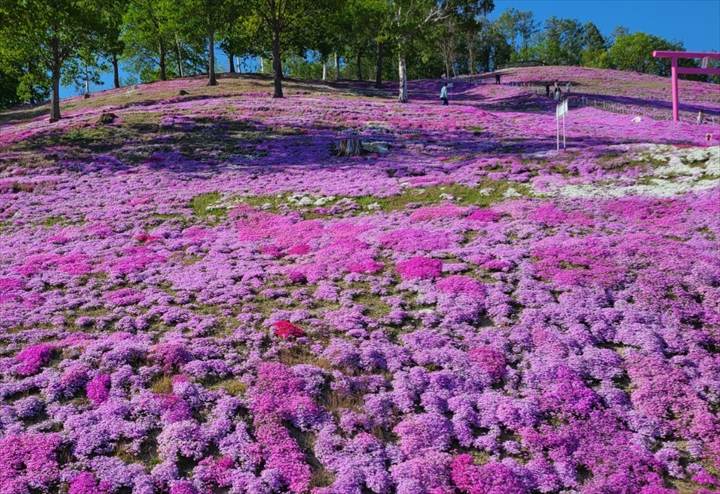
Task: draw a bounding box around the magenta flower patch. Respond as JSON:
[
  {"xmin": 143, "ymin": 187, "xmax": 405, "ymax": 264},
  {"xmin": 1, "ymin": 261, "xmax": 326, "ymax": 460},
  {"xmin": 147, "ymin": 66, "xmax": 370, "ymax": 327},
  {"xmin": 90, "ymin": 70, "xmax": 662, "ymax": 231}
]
[
  {"xmin": 15, "ymin": 343, "xmax": 54, "ymax": 376},
  {"xmin": 397, "ymin": 256, "xmax": 443, "ymax": 280},
  {"xmin": 86, "ymin": 374, "xmax": 111, "ymax": 405}
]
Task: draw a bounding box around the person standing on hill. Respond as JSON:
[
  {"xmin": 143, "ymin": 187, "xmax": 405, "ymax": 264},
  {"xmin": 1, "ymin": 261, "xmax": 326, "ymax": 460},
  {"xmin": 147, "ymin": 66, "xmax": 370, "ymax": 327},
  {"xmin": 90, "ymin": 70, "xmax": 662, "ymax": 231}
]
[{"xmin": 440, "ymin": 83, "xmax": 449, "ymax": 105}]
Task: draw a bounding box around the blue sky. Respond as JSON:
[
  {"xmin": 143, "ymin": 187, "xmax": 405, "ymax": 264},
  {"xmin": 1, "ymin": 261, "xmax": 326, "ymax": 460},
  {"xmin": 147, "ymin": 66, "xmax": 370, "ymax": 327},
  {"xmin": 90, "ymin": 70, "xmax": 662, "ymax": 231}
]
[
  {"xmin": 491, "ymin": 0, "xmax": 720, "ymax": 51},
  {"xmin": 61, "ymin": 0, "xmax": 720, "ymax": 98}
]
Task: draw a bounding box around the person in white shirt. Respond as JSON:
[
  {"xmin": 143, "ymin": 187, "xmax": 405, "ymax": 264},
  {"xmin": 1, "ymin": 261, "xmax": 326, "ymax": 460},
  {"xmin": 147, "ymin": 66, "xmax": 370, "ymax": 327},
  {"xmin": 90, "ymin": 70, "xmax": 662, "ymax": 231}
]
[{"xmin": 440, "ymin": 83, "xmax": 448, "ymax": 105}]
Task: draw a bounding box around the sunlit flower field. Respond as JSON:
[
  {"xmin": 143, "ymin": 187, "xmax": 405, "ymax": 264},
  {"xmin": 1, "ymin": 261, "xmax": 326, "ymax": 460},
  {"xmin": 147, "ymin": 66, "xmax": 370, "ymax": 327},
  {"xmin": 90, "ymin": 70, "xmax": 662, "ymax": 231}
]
[{"xmin": 1, "ymin": 67, "xmax": 719, "ymax": 494}]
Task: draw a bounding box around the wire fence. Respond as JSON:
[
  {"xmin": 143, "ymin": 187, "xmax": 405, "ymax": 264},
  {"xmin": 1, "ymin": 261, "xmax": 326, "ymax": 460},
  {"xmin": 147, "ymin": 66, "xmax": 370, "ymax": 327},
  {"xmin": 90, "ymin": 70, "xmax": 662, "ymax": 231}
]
[{"xmin": 500, "ymin": 81, "xmax": 719, "ymax": 125}]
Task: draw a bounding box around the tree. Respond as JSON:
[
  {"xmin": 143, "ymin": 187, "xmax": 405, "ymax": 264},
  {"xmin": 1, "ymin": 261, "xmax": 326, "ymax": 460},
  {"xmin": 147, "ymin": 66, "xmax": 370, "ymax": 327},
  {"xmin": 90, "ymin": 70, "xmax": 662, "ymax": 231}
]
[
  {"xmin": 455, "ymin": 0, "xmax": 494, "ymax": 75},
  {"xmin": 476, "ymin": 17, "xmax": 512, "ymax": 72},
  {"xmin": 0, "ymin": 4, "xmax": 50, "ymax": 108},
  {"xmin": 97, "ymin": 0, "xmax": 129, "ymax": 88},
  {"xmin": 607, "ymin": 32, "xmax": 683, "ymax": 76},
  {"xmin": 436, "ymin": 13, "xmax": 459, "ymax": 78},
  {"xmin": 299, "ymin": 0, "xmax": 345, "ymax": 81},
  {"xmin": 537, "ymin": 17, "xmax": 585, "ymax": 65},
  {"xmin": 178, "ymin": 0, "xmax": 241, "ymax": 86},
  {"xmin": 1, "ymin": 0, "xmax": 102, "ymax": 121},
  {"xmin": 62, "ymin": 47, "xmax": 107, "ymax": 97},
  {"xmin": 496, "ymin": 8, "xmax": 534, "ymax": 53},
  {"xmin": 243, "ymin": 0, "xmax": 333, "ymax": 98},
  {"xmin": 338, "ymin": 0, "xmax": 387, "ymax": 81},
  {"xmin": 581, "ymin": 22, "xmax": 607, "ymax": 68},
  {"xmin": 223, "ymin": 14, "xmax": 269, "ymax": 75},
  {"xmin": 388, "ymin": 0, "xmax": 450, "ymax": 102},
  {"xmin": 123, "ymin": 0, "xmax": 175, "ymax": 82}
]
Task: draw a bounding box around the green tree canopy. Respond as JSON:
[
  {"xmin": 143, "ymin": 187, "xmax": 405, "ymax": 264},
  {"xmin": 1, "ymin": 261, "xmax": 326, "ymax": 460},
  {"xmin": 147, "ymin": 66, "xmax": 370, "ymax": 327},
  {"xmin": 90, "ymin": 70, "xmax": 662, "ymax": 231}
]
[
  {"xmin": 607, "ymin": 32, "xmax": 683, "ymax": 76},
  {"xmin": 1, "ymin": 0, "xmax": 103, "ymax": 120}
]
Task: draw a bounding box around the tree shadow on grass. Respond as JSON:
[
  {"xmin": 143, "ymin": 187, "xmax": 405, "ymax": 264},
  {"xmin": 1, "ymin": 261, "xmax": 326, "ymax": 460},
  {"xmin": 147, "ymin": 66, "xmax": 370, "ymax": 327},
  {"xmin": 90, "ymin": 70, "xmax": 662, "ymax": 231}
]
[
  {"xmin": 0, "ymin": 104, "xmax": 50, "ymax": 126},
  {"xmin": 8, "ymin": 101, "xmax": 707, "ymax": 180}
]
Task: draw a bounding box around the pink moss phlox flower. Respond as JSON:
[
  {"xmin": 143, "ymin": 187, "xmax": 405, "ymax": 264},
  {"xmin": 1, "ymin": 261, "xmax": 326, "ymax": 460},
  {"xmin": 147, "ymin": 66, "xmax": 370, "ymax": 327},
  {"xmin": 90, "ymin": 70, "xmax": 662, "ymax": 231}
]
[
  {"xmin": 0, "ymin": 433, "xmax": 62, "ymax": 493},
  {"xmin": 466, "ymin": 208, "xmax": 501, "ymax": 223},
  {"xmin": 16, "ymin": 343, "xmax": 54, "ymax": 375},
  {"xmin": 69, "ymin": 472, "xmax": 112, "ymax": 494},
  {"xmin": 451, "ymin": 455, "xmax": 528, "ymax": 494},
  {"xmin": 468, "ymin": 346, "xmax": 507, "ymax": 382},
  {"xmin": 397, "ymin": 257, "xmax": 443, "ymax": 280},
  {"xmin": 436, "ymin": 275, "xmax": 485, "ymax": 297},
  {"xmin": 153, "ymin": 342, "xmax": 191, "ymax": 371},
  {"xmin": 410, "ymin": 203, "xmax": 467, "ymax": 221},
  {"xmin": 250, "ymin": 363, "xmax": 318, "ymax": 493},
  {"xmin": 86, "ymin": 373, "xmax": 112, "ymax": 405}
]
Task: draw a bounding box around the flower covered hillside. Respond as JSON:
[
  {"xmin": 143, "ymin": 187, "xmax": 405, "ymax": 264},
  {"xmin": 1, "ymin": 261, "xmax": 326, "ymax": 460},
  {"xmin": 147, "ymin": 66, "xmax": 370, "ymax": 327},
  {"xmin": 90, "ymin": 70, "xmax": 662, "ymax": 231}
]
[{"xmin": 0, "ymin": 69, "xmax": 719, "ymax": 494}]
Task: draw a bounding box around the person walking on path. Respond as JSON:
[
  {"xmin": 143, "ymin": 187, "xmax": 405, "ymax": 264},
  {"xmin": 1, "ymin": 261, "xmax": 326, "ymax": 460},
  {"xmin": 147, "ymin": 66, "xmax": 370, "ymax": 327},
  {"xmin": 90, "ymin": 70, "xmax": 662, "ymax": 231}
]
[
  {"xmin": 495, "ymin": 72, "xmax": 501, "ymax": 84},
  {"xmin": 440, "ymin": 83, "xmax": 449, "ymax": 105}
]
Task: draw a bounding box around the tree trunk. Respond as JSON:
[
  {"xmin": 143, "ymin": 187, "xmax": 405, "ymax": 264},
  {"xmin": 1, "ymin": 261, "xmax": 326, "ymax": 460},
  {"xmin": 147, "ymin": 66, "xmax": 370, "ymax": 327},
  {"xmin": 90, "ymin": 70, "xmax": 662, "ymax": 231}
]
[
  {"xmin": 444, "ymin": 56, "xmax": 451, "ymax": 80},
  {"xmin": 159, "ymin": 40, "xmax": 167, "ymax": 81},
  {"xmin": 334, "ymin": 52, "xmax": 340, "ymax": 80},
  {"xmin": 208, "ymin": 30, "xmax": 217, "ymax": 86},
  {"xmin": 271, "ymin": 28, "xmax": 283, "ymax": 98},
  {"xmin": 50, "ymin": 66, "xmax": 61, "ymax": 122},
  {"xmin": 229, "ymin": 52, "xmax": 235, "ymax": 73},
  {"xmin": 175, "ymin": 34, "xmax": 184, "ymax": 77},
  {"xmin": 112, "ymin": 54, "xmax": 120, "ymax": 88},
  {"xmin": 50, "ymin": 37, "xmax": 61, "ymax": 122},
  {"xmin": 322, "ymin": 61, "xmax": 327, "ymax": 81},
  {"xmin": 375, "ymin": 41, "xmax": 383, "ymax": 88},
  {"xmin": 259, "ymin": 56, "xmax": 264, "ymax": 73},
  {"xmin": 398, "ymin": 54, "xmax": 408, "ymax": 103},
  {"xmin": 468, "ymin": 40, "xmax": 475, "ymax": 75},
  {"xmin": 357, "ymin": 49, "xmax": 363, "ymax": 80},
  {"xmin": 84, "ymin": 64, "xmax": 90, "ymax": 97}
]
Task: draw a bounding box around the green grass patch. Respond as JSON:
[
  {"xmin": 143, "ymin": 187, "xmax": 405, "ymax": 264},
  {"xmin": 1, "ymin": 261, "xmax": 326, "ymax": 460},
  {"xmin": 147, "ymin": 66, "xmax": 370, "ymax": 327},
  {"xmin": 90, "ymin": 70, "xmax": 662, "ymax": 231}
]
[
  {"xmin": 355, "ymin": 180, "xmax": 531, "ymax": 211},
  {"xmin": 189, "ymin": 191, "xmax": 225, "ymax": 219},
  {"xmin": 209, "ymin": 378, "xmax": 247, "ymax": 395},
  {"xmin": 115, "ymin": 433, "xmax": 160, "ymax": 469},
  {"xmin": 62, "ymin": 126, "xmax": 118, "ymax": 145},
  {"xmin": 41, "ymin": 215, "xmax": 73, "ymax": 227},
  {"xmin": 277, "ymin": 345, "xmax": 333, "ymax": 369},
  {"xmin": 189, "ymin": 180, "xmax": 531, "ymax": 223},
  {"xmin": 150, "ymin": 375, "xmax": 174, "ymax": 394},
  {"xmin": 353, "ymin": 293, "xmax": 391, "ymax": 319}
]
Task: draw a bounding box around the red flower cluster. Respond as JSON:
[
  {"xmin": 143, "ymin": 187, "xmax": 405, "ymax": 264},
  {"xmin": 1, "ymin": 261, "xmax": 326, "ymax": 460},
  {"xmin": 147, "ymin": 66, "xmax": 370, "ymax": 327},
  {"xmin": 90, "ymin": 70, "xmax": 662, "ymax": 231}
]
[{"xmin": 273, "ymin": 320, "xmax": 306, "ymax": 339}]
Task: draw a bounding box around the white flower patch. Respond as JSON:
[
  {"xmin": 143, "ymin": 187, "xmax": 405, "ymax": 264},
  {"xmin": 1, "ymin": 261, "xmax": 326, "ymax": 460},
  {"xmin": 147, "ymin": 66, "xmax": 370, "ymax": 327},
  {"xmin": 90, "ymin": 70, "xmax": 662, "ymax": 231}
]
[{"xmin": 545, "ymin": 145, "xmax": 720, "ymax": 198}]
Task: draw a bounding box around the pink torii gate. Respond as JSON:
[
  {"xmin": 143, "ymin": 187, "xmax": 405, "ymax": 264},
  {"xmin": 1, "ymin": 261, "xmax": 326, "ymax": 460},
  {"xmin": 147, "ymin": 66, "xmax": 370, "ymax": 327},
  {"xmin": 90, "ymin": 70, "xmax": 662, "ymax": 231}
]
[{"xmin": 652, "ymin": 50, "xmax": 720, "ymax": 121}]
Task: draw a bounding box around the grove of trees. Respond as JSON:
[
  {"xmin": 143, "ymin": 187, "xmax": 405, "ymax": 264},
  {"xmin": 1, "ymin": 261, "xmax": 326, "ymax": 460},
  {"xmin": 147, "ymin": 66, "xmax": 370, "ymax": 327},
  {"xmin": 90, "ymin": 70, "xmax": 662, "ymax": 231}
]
[{"xmin": 0, "ymin": 0, "xmax": 712, "ymax": 120}]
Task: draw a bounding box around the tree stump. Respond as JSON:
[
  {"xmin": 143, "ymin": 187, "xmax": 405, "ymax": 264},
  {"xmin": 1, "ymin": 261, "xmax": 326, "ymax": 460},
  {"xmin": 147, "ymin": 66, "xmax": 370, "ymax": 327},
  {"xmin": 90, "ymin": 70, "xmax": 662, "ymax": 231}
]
[
  {"xmin": 97, "ymin": 112, "xmax": 118, "ymax": 125},
  {"xmin": 334, "ymin": 138, "xmax": 390, "ymax": 157},
  {"xmin": 334, "ymin": 137, "xmax": 363, "ymax": 156}
]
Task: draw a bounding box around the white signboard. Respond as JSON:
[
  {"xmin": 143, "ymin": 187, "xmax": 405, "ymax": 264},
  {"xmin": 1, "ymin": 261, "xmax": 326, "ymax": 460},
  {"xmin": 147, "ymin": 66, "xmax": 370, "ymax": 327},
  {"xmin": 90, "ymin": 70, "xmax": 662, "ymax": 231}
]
[
  {"xmin": 556, "ymin": 99, "xmax": 568, "ymax": 117},
  {"xmin": 556, "ymin": 100, "xmax": 568, "ymax": 151}
]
